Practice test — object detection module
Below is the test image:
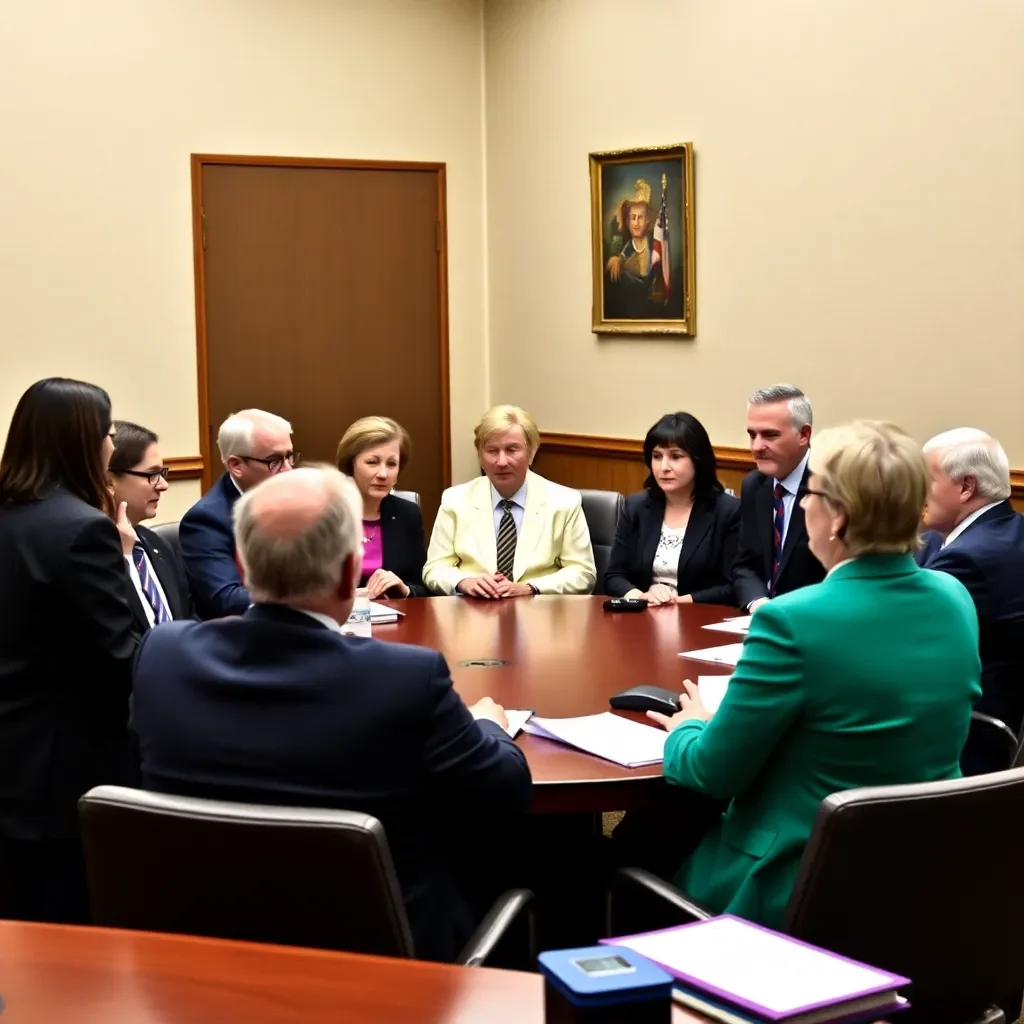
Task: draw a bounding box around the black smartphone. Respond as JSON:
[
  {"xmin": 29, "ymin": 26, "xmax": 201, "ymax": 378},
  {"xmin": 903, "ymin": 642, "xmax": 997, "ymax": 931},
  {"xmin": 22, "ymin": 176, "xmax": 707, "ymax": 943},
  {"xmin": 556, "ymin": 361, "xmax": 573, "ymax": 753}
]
[{"xmin": 602, "ymin": 598, "xmax": 648, "ymax": 613}]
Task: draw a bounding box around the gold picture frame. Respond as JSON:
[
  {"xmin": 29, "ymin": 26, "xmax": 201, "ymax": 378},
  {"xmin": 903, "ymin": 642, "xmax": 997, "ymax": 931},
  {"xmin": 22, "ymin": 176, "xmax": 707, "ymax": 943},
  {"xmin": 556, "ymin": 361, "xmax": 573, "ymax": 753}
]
[{"xmin": 590, "ymin": 142, "xmax": 696, "ymax": 335}]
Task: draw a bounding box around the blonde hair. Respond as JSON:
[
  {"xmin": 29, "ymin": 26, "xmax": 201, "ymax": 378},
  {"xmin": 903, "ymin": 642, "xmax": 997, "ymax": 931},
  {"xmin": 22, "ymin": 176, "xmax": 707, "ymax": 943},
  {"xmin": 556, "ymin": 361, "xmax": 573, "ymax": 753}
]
[
  {"xmin": 234, "ymin": 465, "xmax": 361, "ymax": 602},
  {"xmin": 808, "ymin": 421, "xmax": 928, "ymax": 557},
  {"xmin": 474, "ymin": 405, "xmax": 540, "ymax": 459},
  {"xmin": 335, "ymin": 416, "xmax": 410, "ymax": 474}
]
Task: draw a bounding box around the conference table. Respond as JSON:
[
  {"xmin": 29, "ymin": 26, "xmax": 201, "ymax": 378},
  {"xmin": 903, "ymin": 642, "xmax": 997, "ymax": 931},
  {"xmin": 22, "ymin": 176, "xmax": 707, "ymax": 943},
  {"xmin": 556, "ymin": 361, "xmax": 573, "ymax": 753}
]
[
  {"xmin": 373, "ymin": 595, "xmax": 737, "ymax": 813},
  {"xmin": 0, "ymin": 920, "xmax": 714, "ymax": 1023}
]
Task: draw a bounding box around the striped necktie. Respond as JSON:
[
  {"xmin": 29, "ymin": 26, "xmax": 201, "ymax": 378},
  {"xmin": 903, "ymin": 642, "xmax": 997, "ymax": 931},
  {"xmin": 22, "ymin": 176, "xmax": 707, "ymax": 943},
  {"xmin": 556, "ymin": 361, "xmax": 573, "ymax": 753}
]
[
  {"xmin": 132, "ymin": 542, "xmax": 171, "ymax": 625},
  {"xmin": 770, "ymin": 482, "xmax": 786, "ymax": 595},
  {"xmin": 495, "ymin": 499, "xmax": 517, "ymax": 578}
]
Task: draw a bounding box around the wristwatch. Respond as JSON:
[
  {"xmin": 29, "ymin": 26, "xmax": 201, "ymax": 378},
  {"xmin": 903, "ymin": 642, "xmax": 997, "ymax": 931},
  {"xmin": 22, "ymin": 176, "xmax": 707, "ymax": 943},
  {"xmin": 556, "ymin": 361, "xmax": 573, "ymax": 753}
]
[{"xmin": 529, "ymin": 584, "xmax": 540, "ymax": 595}]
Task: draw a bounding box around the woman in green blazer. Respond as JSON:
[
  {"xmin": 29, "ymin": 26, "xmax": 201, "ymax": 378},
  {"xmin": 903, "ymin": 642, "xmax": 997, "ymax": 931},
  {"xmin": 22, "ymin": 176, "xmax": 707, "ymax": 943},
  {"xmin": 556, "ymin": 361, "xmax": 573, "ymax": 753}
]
[{"xmin": 648, "ymin": 421, "xmax": 981, "ymax": 930}]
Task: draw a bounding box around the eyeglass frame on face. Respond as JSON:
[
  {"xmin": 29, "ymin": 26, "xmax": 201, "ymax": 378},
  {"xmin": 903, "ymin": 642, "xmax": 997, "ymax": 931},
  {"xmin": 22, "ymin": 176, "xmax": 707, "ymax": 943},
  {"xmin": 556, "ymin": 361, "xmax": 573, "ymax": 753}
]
[
  {"xmin": 114, "ymin": 467, "xmax": 170, "ymax": 486},
  {"xmin": 238, "ymin": 450, "xmax": 300, "ymax": 474}
]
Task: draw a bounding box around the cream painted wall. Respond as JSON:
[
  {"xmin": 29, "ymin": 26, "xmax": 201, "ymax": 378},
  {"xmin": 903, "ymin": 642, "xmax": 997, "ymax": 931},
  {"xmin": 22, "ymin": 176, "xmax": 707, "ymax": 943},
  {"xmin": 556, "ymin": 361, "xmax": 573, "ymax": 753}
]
[
  {"xmin": 484, "ymin": 0, "xmax": 1024, "ymax": 461},
  {"xmin": 0, "ymin": 0, "xmax": 488, "ymax": 515}
]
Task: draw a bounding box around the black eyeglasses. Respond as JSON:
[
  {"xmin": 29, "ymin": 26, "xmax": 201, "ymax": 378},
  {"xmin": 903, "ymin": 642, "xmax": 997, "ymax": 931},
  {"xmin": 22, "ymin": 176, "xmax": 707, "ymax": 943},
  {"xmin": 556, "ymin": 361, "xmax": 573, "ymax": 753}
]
[
  {"xmin": 803, "ymin": 487, "xmax": 832, "ymax": 501},
  {"xmin": 116, "ymin": 468, "xmax": 170, "ymax": 486},
  {"xmin": 240, "ymin": 451, "xmax": 300, "ymax": 473}
]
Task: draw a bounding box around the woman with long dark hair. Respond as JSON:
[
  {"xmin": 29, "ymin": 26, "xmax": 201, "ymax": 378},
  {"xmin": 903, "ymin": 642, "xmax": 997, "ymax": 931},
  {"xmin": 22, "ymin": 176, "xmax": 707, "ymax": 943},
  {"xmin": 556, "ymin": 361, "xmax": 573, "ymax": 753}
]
[
  {"xmin": 0, "ymin": 377, "xmax": 140, "ymax": 923},
  {"xmin": 605, "ymin": 412, "xmax": 740, "ymax": 604}
]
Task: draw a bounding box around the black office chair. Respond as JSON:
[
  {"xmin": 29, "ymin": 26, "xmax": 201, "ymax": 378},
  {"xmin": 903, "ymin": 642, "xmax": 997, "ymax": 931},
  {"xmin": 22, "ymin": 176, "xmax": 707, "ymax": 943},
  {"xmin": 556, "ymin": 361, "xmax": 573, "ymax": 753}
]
[
  {"xmin": 607, "ymin": 771, "xmax": 1024, "ymax": 1024},
  {"xmin": 578, "ymin": 489, "xmax": 624, "ymax": 594},
  {"xmin": 79, "ymin": 786, "xmax": 533, "ymax": 967},
  {"xmin": 151, "ymin": 520, "xmax": 181, "ymax": 555},
  {"xmin": 392, "ymin": 490, "xmax": 421, "ymax": 508},
  {"xmin": 963, "ymin": 710, "xmax": 1020, "ymax": 775}
]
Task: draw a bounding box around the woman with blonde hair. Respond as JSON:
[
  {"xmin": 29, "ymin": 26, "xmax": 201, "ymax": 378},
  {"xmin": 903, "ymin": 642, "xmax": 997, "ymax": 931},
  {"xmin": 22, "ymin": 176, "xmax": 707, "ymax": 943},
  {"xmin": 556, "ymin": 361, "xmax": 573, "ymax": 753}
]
[
  {"xmin": 644, "ymin": 421, "xmax": 980, "ymax": 929},
  {"xmin": 336, "ymin": 416, "xmax": 426, "ymax": 598}
]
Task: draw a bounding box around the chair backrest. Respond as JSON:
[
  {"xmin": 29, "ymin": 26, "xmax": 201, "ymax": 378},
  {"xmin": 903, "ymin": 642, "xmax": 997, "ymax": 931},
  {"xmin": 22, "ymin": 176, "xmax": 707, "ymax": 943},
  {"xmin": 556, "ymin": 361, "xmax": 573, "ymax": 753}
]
[
  {"xmin": 963, "ymin": 711, "xmax": 1020, "ymax": 776},
  {"xmin": 785, "ymin": 770, "xmax": 1024, "ymax": 1021},
  {"xmin": 150, "ymin": 520, "xmax": 181, "ymax": 554},
  {"xmin": 393, "ymin": 490, "xmax": 421, "ymax": 508},
  {"xmin": 578, "ymin": 489, "xmax": 624, "ymax": 594},
  {"xmin": 79, "ymin": 786, "xmax": 415, "ymax": 958}
]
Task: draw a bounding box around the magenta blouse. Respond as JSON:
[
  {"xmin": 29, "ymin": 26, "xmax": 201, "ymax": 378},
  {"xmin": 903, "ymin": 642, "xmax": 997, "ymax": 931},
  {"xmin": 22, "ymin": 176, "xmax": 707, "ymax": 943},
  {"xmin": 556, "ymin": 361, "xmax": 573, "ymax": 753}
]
[{"xmin": 361, "ymin": 519, "xmax": 383, "ymax": 578}]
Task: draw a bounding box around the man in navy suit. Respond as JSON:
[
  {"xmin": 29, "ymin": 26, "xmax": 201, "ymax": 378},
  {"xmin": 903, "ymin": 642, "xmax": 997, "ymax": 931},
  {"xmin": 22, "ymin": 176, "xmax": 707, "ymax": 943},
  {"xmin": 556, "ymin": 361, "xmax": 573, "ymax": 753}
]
[
  {"xmin": 132, "ymin": 465, "xmax": 531, "ymax": 962},
  {"xmin": 179, "ymin": 409, "xmax": 297, "ymax": 619},
  {"xmin": 919, "ymin": 428, "xmax": 1024, "ymax": 774},
  {"xmin": 731, "ymin": 384, "xmax": 826, "ymax": 611}
]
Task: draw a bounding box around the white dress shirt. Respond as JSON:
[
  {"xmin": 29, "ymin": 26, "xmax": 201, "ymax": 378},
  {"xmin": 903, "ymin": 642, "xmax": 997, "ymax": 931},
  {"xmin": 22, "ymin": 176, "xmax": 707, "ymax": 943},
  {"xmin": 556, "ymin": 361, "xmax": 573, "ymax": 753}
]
[
  {"xmin": 124, "ymin": 547, "xmax": 174, "ymax": 628},
  {"xmin": 491, "ymin": 481, "xmax": 527, "ymax": 536},
  {"xmin": 773, "ymin": 450, "xmax": 811, "ymax": 552},
  {"xmin": 942, "ymin": 501, "xmax": 1004, "ymax": 548}
]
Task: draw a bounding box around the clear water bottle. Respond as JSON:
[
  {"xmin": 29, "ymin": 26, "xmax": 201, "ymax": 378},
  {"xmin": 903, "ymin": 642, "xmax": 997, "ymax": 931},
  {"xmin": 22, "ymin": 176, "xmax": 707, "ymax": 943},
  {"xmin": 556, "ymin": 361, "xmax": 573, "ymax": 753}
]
[{"xmin": 342, "ymin": 587, "xmax": 372, "ymax": 638}]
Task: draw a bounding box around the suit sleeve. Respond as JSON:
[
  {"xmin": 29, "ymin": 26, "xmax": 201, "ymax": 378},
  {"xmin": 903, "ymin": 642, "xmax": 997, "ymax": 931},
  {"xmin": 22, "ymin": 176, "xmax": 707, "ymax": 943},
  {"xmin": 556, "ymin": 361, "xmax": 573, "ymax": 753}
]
[
  {"xmin": 422, "ymin": 653, "xmax": 532, "ymax": 814},
  {"xmin": 604, "ymin": 501, "xmax": 640, "ymax": 597},
  {"xmin": 402, "ymin": 505, "xmax": 429, "ymax": 598},
  {"xmin": 689, "ymin": 499, "xmax": 741, "ymax": 606},
  {"xmin": 421, "ymin": 502, "xmax": 464, "ymax": 595},
  {"xmin": 63, "ymin": 515, "xmax": 141, "ymax": 697},
  {"xmin": 179, "ymin": 509, "xmax": 250, "ymax": 619},
  {"xmin": 663, "ymin": 601, "xmax": 802, "ymax": 799},
  {"xmin": 530, "ymin": 500, "xmax": 597, "ymax": 595},
  {"xmin": 731, "ymin": 478, "xmax": 770, "ymax": 609},
  {"xmin": 924, "ymin": 547, "xmax": 990, "ymax": 616}
]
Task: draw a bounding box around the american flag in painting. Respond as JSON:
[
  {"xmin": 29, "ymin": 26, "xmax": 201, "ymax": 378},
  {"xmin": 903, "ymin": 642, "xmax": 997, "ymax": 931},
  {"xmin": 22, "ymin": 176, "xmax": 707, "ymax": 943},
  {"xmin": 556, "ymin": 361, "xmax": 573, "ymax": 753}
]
[{"xmin": 652, "ymin": 185, "xmax": 670, "ymax": 301}]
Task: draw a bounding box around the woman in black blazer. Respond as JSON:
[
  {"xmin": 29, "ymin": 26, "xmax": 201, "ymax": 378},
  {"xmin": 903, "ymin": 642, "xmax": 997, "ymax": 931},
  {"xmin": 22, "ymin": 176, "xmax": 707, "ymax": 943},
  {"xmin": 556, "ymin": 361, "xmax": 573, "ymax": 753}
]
[
  {"xmin": 109, "ymin": 421, "xmax": 192, "ymax": 629},
  {"xmin": 336, "ymin": 416, "xmax": 427, "ymax": 597},
  {"xmin": 605, "ymin": 412, "xmax": 740, "ymax": 605},
  {"xmin": 0, "ymin": 378, "xmax": 140, "ymax": 923}
]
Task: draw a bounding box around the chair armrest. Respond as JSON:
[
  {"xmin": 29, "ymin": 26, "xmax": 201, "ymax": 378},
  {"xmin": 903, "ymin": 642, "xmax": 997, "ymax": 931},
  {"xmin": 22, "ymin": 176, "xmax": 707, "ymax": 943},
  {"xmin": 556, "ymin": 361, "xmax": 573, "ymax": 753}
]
[
  {"xmin": 970, "ymin": 711, "xmax": 1019, "ymax": 768},
  {"xmin": 970, "ymin": 1009, "xmax": 1005, "ymax": 1024},
  {"xmin": 605, "ymin": 867, "xmax": 713, "ymax": 938},
  {"xmin": 456, "ymin": 888, "xmax": 535, "ymax": 968}
]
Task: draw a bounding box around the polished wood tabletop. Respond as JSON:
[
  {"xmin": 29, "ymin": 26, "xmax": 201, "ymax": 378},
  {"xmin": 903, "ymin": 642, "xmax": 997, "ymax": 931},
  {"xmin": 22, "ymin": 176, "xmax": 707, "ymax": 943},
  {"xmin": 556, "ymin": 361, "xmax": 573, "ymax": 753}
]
[
  {"xmin": 0, "ymin": 921, "xmax": 710, "ymax": 1023},
  {"xmin": 374, "ymin": 596, "xmax": 737, "ymax": 811}
]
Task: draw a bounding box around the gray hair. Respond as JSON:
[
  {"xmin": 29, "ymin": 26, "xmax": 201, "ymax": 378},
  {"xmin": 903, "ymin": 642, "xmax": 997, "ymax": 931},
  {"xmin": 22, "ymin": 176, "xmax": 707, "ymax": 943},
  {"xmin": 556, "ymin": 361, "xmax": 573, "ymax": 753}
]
[
  {"xmin": 217, "ymin": 409, "xmax": 293, "ymax": 462},
  {"xmin": 922, "ymin": 428, "xmax": 1011, "ymax": 501},
  {"xmin": 233, "ymin": 465, "xmax": 362, "ymax": 602},
  {"xmin": 748, "ymin": 384, "xmax": 813, "ymax": 429}
]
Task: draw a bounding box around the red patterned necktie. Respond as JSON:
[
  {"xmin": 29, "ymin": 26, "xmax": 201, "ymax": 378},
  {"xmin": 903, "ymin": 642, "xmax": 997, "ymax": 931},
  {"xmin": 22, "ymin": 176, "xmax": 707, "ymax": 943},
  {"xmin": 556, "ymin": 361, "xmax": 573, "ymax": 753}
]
[{"xmin": 770, "ymin": 483, "xmax": 786, "ymax": 596}]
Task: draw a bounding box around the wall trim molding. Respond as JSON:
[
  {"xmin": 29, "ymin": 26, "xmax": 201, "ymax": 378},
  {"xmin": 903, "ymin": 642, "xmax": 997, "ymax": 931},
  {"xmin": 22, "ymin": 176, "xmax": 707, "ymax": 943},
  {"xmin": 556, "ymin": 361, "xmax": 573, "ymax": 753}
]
[
  {"xmin": 165, "ymin": 456, "xmax": 204, "ymax": 481},
  {"xmin": 539, "ymin": 431, "xmax": 1024, "ymax": 501}
]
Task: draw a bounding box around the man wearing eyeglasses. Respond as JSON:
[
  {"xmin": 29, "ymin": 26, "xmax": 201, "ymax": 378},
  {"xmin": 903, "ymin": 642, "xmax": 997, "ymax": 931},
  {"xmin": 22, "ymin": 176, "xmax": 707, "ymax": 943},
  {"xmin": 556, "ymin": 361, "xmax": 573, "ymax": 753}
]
[{"xmin": 180, "ymin": 409, "xmax": 298, "ymax": 619}]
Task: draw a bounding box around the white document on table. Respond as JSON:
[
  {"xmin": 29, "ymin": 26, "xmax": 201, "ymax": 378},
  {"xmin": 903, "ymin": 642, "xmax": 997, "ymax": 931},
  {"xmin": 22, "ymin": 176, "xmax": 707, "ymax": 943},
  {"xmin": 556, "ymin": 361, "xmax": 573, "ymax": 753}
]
[
  {"xmin": 504, "ymin": 710, "xmax": 534, "ymax": 739},
  {"xmin": 697, "ymin": 676, "xmax": 730, "ymax": 715},
  {"xmin": 702, "ymin": 615, "xmax": 752, "ymax": 636},
  {"xmin": 524, "ymin": 712, "xmax": 667, "ymax": 768},
  {"xmin": 679, "ymin": 642, "xmax": 745, "ymax": 667},
  {"xmin": 369, "ymin": 601, "xmax": 404, "ymax": 623}
]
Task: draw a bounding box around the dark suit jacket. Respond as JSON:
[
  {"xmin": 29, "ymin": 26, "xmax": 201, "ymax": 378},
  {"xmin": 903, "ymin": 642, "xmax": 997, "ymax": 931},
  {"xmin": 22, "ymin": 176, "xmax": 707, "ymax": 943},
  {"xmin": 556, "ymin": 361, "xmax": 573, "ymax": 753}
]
[
  {"xmin": 918, "ymin": 501, "xmax": 1024, "ymax": 771},
  {"xmin": 604, "ymin": 490, "xmax": 741, "ymax": 604},
  {"xmin": 0, "ymin": 489, "xmax": 140, "ymax": 840},
  {"xmin": 179, "ymin": 473, "xmax": 249, "ymax": 620},
  {"xmin": 124, "ymin": 523, "xmax": 193, "ymax": 631},
  {"xmin": 731, "ymin": 467, "xmax": 826, "ymax": 609},
  {"xmin": 360, "ymin": 494, "xmax": 427, "ymax": 597},
  {"xmin": 130, "ymin": 605, "xmax": 532, "ymax": 962}
]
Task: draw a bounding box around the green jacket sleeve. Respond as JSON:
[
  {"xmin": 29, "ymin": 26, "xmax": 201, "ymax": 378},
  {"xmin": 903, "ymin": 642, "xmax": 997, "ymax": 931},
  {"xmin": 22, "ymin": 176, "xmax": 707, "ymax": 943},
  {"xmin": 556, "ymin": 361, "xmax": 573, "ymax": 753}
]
[{"xmin": 664, "ymin": 601, "xmax": 804, "ymax": 800}]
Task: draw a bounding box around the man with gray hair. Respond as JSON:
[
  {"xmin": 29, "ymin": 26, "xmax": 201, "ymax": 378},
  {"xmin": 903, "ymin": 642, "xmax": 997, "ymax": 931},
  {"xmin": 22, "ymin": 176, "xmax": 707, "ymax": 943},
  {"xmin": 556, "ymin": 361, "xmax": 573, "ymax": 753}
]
[
  {"xmin": 180, "ymin": 408, "xmax": 298, "ymax": 619},
  {"xmin": 731, "ymin": 384, "xmax": 826, "ymax": 611},
  {"xmin": 131, "ymin": 465, "xmax": 531, "ymax": 962},
  {"xmin": 919, "ymin": 428, "xmax": 1024, "ymax": 774}
]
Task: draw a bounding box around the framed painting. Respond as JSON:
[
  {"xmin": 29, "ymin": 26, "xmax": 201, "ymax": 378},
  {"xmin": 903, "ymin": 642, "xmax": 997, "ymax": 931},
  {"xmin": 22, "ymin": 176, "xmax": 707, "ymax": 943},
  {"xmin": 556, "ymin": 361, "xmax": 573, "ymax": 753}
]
[{"xmin": 590, "ymin": 142, "xmax": 695, "ymax": 335}]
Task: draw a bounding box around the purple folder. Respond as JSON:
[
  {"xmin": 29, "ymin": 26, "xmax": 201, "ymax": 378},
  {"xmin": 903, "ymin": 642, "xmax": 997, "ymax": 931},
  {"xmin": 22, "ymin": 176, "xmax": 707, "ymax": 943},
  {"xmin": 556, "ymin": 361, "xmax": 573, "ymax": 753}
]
[{"xmin": 603, "ymin": 915, "xmax": 910, "ymax": 1022}]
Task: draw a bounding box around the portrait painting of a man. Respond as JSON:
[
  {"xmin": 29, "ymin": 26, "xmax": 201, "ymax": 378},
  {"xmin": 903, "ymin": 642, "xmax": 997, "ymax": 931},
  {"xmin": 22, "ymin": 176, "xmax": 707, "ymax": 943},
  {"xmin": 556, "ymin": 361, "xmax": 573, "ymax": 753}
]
[{"xmin": 590, "ymin": 143, "xmax": 695, "ymax": 335}]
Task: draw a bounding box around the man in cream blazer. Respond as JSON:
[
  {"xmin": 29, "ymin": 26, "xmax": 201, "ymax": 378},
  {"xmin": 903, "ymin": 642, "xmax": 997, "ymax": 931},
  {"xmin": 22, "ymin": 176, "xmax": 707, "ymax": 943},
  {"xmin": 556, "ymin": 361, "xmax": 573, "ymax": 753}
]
[{"xmin": 423, "ymin": 406, "xmax": 596, "ymax": 597}]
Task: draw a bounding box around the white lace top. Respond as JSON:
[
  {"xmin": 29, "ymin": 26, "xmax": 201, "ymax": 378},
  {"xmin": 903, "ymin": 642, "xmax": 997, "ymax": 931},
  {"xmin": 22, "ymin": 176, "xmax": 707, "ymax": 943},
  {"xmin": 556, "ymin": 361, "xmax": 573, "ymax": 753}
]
[{"xmin": 651, "ymin": 524, "xmax": 687, "ymax": 592}]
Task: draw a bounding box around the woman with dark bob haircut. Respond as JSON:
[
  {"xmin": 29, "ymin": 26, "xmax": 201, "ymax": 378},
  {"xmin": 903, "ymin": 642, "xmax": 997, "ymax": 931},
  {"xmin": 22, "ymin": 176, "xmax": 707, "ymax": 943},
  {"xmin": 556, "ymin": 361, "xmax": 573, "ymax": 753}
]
[
  {"xmin": 0, "ymin": 377, "xmax": 140, "ymax": 924},
  {"xmin": 605, "ymin": 411, "xmax": 740, "ymax": 604}
]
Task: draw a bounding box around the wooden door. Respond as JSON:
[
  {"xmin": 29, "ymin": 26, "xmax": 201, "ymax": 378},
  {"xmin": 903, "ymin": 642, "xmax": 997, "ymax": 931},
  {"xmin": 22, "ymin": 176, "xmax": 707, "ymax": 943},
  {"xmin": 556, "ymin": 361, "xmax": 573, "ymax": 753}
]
[{"xmin": 192, "ymin": 156, "xmax": 450, "ymax": 523}]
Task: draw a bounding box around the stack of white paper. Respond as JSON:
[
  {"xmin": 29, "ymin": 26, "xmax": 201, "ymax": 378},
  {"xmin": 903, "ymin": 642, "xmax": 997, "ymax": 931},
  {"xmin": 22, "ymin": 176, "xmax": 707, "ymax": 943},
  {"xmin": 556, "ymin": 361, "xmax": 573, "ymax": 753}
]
[
  {"xmin": 369, "ymin": 601, "xmax": 405, "ymax": 624},
  {"xmin": 697, "ymin": 676, "xmax": 730, "ymax": 714},
  {"xmin": 679, "ymin": 642, "xmax": 745, "ymax": 667},
  {"xmin": 504, "ymin": 709, "xmax": 534, "ymax": 739},
  {"xmin": 702, "ymin": 615, "xmax": 752, "ymax": 636},
  {"xmin": 524, "ymin": 712, "xmax": 667, "ymax": 768}
]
